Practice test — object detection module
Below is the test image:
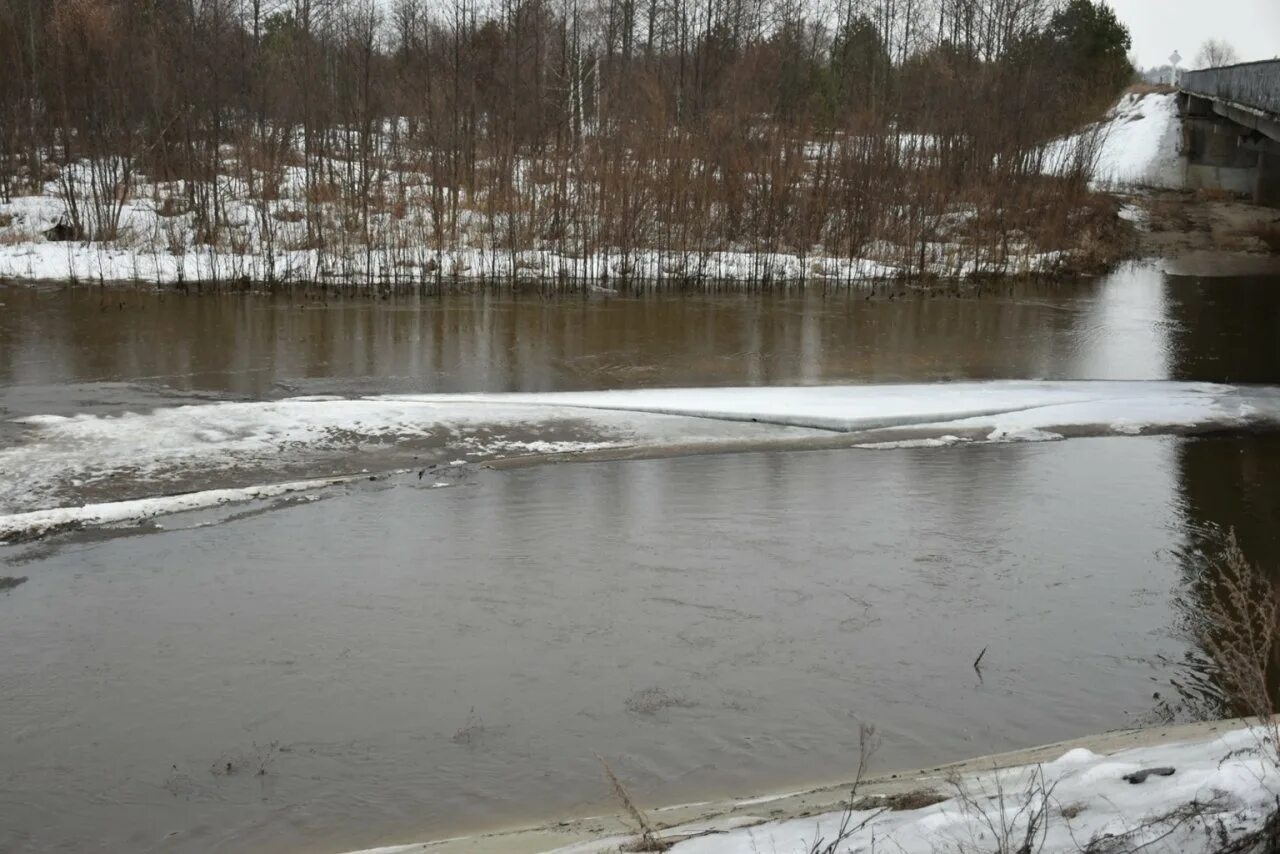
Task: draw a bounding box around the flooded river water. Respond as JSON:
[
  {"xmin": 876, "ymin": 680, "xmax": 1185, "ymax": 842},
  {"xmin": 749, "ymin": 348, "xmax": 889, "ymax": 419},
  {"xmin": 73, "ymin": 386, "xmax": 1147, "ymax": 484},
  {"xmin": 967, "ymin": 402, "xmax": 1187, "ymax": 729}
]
[{"xmin": 2, "ymin": 265, "xmax": 1280, "ymax": 853}]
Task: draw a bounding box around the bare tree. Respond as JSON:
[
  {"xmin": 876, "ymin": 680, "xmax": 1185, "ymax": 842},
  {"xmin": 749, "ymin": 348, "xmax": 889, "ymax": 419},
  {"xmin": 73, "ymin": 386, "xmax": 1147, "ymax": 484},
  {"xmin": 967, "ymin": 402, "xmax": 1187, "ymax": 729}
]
[{"xmin": 1196, "ymin": 38, "xmax": 1239, "ymax": 70}]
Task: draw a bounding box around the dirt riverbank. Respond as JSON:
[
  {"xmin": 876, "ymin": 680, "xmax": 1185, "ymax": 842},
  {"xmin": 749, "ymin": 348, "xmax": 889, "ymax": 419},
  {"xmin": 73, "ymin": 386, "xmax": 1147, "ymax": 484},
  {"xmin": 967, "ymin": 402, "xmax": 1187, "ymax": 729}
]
[{"xmin": 1128, "ymin": 189, "xmax": 1280, "ymax": 276}]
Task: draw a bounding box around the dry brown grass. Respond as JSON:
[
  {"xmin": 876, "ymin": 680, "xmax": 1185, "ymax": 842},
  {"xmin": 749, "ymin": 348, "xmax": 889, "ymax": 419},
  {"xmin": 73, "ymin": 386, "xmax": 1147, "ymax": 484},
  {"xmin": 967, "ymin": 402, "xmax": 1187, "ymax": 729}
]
[
  {"xmin": 1195, "ymin": 187, "xmax": 1241, "ymax": 203},
  {"xmin": 594, "ymin": 753, "xmax": 669, "ymax": 852},
  {"xmin": 306, "ymin": 182, "xmax": 341, "ymax": 205},
  {"xmin": 1199, "ymin": 530, "xmax": 1280, "ymax": 762},
  {"xmin": 273, "ymin": 208, "xmax": 305, "ymax": 224},
  {"xmin": 1249, "ymin": 221, "xmax": 1280, "ymax": 254},
  {"xmin": 156, "ymin": 195, "xmax": 188, "ymax": 218},
  {"xmin": 948, "ymin": 764, "xmax": 1058, "ymax": 854},
  {"xmin": 0, "ymin": 230, "xmax": 34, "ymax": 246},
  {"xmin": 1146, "ymin": 194, "xmax": 1195, "ymax": 233},
  {"xmin": 1126, "ymin": 82, "xmax": 1177, "ymax": 96}
]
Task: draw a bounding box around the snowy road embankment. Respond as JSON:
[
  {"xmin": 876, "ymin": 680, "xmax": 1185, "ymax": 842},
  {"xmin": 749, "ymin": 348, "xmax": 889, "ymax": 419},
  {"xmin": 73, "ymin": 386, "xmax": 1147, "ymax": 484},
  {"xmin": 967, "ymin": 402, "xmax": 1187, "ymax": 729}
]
[{"xmin": 1050, "ymin": 90, "xmax": 1184, "ymax": 190}]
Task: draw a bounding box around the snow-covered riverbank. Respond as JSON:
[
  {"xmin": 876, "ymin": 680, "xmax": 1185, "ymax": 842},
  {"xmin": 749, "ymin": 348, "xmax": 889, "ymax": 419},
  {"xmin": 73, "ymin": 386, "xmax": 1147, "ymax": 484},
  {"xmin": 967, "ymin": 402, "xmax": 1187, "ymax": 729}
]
[
  {"xmin": 0, "ymin": 193, "xmax": 1066, "ymax": 286},
  {"xmin": 0, "ymin": 94, "xmax": 1181, "ymax": 288},
  {"xmin": 344, "ymin": 720, "xmax": 1280, "ymax": 854}
]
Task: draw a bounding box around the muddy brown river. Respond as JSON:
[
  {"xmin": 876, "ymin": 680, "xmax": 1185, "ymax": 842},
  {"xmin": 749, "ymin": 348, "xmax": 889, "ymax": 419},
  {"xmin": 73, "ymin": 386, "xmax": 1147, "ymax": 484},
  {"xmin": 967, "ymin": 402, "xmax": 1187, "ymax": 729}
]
[{"xmin": 2, "ymin": 265, "xmax": 1280, "ymax": 853}]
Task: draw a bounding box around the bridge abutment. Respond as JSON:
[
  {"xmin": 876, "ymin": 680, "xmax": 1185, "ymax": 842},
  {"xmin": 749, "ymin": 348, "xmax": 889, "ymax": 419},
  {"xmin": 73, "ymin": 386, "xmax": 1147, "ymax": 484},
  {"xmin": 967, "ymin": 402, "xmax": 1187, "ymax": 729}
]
[
  {"xmin": 1259, "ymin": 151, "xmax": 1280, "ymax": 207},
  {"xmin": 1179, "ymin": 111, "xmax": 1276, "ymax": 202},
  {"xmin": 1178, "ymin": 62, "xmax": 1280, "ymax": 208}
]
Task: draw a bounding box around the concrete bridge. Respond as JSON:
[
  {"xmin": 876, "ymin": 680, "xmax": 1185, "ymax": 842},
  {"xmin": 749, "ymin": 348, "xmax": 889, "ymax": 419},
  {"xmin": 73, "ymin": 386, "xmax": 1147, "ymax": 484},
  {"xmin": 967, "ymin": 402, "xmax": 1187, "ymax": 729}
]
[{"xmin": 1179, "ymin": 60, "xmax": 1280, "ymax": 205}]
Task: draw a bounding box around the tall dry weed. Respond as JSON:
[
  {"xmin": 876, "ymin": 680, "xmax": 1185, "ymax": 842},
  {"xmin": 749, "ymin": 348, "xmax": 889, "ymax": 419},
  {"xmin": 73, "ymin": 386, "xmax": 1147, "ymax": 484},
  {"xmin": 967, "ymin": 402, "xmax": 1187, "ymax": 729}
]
[{"xmin": 1200, "ymin": 530, "xmax": 1280, "ymax": 761}]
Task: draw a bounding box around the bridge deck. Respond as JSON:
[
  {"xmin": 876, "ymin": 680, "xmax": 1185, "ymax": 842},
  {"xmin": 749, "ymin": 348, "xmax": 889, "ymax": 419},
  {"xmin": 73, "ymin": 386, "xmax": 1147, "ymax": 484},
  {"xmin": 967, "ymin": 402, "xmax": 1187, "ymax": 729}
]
[{"xmin": 1182, "ymin": 60, "xmax": 1280, "ymax": 118}]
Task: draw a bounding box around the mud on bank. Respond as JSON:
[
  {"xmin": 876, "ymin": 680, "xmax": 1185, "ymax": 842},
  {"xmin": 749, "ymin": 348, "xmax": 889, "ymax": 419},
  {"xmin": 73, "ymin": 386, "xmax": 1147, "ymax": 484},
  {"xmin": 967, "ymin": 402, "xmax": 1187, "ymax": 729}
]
[{"xmin": 1128, "ymin": 189, "xmax": 1280, "ymax": 277}]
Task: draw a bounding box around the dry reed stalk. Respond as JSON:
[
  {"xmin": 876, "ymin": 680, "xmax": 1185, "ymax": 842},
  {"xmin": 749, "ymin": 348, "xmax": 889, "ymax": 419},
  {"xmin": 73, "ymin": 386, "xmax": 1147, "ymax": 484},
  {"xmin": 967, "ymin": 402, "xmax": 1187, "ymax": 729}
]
[{"xmin": 594, "ymin": 752, "xmax": 669, "ymax": 852}]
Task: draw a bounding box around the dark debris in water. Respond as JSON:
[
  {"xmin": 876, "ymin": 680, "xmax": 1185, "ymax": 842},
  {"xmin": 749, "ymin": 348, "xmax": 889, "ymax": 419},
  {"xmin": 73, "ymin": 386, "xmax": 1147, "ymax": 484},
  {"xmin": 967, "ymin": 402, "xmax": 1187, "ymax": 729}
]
[
  {"xmin": 625, "ymin": 687, "xmax": 697, "ymax": 715},
  {"xmin": 851, "ymin": 790, "xmax": 950, "ymax": 812},
  {"xmin": 0, "ymin": 575, "xmax": 29, "ymax": 591},
  {"xmin": 452, "ymin": 707, "xmax": 486, "ymax": 745}
]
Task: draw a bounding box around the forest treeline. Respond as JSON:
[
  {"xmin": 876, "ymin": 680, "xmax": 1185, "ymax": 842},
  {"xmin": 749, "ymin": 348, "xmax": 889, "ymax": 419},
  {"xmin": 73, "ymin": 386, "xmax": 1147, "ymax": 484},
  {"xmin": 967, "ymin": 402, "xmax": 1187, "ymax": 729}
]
[{"xmin": 0, "ymin": 0, "xmax": 1135, "ymax": 285}]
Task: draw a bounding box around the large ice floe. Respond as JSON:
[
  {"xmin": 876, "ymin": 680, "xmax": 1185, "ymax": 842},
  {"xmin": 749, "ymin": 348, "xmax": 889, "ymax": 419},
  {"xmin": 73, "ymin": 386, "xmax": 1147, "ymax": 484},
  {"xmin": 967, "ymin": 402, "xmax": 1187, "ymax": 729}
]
[{"xmin": 3, "ymin": 380, "xmax": 1280, "ymax": 541}]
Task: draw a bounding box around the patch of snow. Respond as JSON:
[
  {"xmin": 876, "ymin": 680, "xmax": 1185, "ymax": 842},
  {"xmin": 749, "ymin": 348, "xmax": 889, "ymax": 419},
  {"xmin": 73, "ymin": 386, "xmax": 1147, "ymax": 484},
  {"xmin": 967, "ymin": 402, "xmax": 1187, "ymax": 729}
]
[
  {"xmin": 732, "ymin": 791, "xmax": 808, "ymax": 807},
  {"xmin": 0, "ymin": 476, "xmax": 358, "ymax": 544},
  {"xmin": 0, "ymin": 153, "xmax": 1078, "ymax": 287},
  {"xmin": 1049, "ymin": 92, "xmax": 1185, "ymax": 190},
  {"xmin": 854, "ymin": 435, "xmax": 966, "ymax": 450},
  {"xmin": 1094, "ymin": 92, "xmax": 1185, "ymax": 189},
  {"xmin": 985, "ymin": 426, "xmax": 1064, "ymax": 443},
  {"xmin": 1118, "ymin": 203, "xmax": 1150, "ymax": 229},
  {"xmin": 555, "ymin": 724, "xmax": 1280, "ymax": 854}
]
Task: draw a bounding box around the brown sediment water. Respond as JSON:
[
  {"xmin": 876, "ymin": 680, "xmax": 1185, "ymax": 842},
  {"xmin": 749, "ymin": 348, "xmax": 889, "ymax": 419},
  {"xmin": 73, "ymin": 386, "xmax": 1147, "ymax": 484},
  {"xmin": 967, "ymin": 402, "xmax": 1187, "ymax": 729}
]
[{"xmin": 2, "ymin": 264, "xmax": 1280, "ymax": 853}]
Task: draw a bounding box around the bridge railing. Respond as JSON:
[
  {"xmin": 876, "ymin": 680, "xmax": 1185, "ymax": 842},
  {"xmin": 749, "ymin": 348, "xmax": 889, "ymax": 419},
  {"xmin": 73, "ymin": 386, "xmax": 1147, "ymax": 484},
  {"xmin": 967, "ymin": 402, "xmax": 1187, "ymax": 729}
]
[{"xmin": 1182, "ymin": 60, "xmax": 1280, "ymax": 117}]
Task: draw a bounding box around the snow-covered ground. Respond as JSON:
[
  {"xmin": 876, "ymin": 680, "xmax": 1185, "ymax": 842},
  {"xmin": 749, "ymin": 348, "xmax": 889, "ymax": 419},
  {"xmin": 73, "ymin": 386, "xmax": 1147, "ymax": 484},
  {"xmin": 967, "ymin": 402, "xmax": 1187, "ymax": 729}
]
[
  {"xmin": 567, "ymin": 724, "xmax": 1279, "ymax": 854},
  {"xmin": 0, "ymin": 95, "xmax": 1176, "ymax": 287},
  {"xmin": 1051, "ymin": 91, "xmax": 1185, "ymax": 190},
  {"xmin": 0, "ymin": 210, "xmax": 913, "ymax": 286},
  {"xmin": 342, "ymin": 722, "xmax": 1279, "ymax": 854},
  {"xmin": 4, "ymin": 380, "xmax": 1279, "ymax": 542},
  {"xmin": 0, "ymin": 202, "xmax": 1054, "ymax": 286}
]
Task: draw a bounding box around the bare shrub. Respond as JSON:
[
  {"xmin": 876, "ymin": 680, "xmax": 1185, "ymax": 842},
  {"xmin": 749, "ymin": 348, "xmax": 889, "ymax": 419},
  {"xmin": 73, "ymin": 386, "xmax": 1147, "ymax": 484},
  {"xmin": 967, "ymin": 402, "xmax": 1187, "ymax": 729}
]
[
  {"xmin": 948, "ymin": 764, "xmax": 1057, "ymax": 854},
  {"xmin": 156, "ymin": 195, "xmax": 188, "ymax": 218},
  {"xmin": 1199, "ymin": 530, "xmax": 1280, "ymax": 762},
  {"xmin": 803, "ymin": 723, "xmax": 887, "ymax": 854},
  {"xmin": 1081, "ymin": 798, "xmax": 1221, "ymax": 854},
  {"xmin": 1186, "ymin": 530, "xmax": 1280, "ymax": 854}
]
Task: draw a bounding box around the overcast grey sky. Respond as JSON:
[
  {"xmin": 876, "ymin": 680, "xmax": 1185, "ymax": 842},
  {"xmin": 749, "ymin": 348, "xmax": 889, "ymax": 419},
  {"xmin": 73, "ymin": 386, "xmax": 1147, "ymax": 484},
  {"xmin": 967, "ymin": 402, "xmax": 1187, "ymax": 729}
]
[{"xmin": 1107, "ymin": 0, "xmax": 1280, "ymax": 68}]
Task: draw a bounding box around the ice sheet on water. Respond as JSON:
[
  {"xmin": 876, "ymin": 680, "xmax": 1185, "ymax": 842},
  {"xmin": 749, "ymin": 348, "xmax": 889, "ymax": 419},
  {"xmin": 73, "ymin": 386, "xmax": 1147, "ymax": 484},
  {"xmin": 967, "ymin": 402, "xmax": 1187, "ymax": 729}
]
[
  {"xmin": 401, "ymin": 379, "xmax": 1269, "ymax": 434},
  {"xmin": 2, "ymin": 380, "xmax": 1279, "ymax": 538},
  {"xmin": 0, "ymin": 396, "xmax": 824, "ymax": 518},
  {"xmin": 0, "ymin": 477, "xmax": 360, "ymax": 543}
]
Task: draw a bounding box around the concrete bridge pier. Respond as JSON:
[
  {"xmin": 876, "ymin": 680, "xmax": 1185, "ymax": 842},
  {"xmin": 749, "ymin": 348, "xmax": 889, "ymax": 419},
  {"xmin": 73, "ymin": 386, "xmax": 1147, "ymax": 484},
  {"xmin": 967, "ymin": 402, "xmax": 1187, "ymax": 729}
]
[{"xmin": 1259, "ymin": 150, "xmax": 1280, "ymax": 207}]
